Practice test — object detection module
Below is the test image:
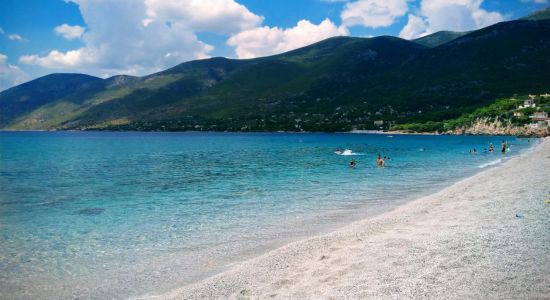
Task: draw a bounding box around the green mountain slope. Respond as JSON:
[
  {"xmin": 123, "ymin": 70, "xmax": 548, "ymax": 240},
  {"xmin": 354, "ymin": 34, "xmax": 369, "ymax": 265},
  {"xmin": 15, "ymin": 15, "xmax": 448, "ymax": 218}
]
[
  {"xmin": 1, "ymin": 19, "xmax": 549, "ymax": 132},
  {"xmin": 413, "ymin": 30, "xmax": 468, "ymax": 48},
  {"xmin": 521, "ymin": 7, "xmax": 550, "ymax": 21},
  {"xmin": 6, "ymin": 58, "xmax": 250, "ymax": 129},
  {"xmin": 75, "ymin": 36, "xmax": 429, "ymax": 131},
  {"xmin": 0, "ymin": 73, "xmax": 102, "ymax": 127}
]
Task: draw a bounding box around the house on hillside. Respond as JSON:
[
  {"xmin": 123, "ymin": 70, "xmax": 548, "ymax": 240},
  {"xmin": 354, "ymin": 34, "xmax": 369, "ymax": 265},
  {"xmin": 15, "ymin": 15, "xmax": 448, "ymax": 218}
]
[
  {"xmin": 519, "ymin": 99, "xmax": 536, "ymax": 108},
  {"xmin": 529, "ymin": 111, "xmax": 548, "ymax": 121},
  {"xmin": 527, "ymin": 111, "xmax": 550, "ymax": 128},
  {"xmin": 541, "ymin": 93, "xmax": 550, "ymax": 98},
  {"xmin": 374, "ymin": 120, "xmax": 384, "ymax": 126}
]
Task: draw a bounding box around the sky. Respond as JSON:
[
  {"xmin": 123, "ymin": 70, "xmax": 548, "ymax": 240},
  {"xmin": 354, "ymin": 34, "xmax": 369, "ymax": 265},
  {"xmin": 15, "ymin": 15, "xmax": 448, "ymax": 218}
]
[{"xmin": 0, "ymin": 0, "xmax": 548, "ymax": 91}]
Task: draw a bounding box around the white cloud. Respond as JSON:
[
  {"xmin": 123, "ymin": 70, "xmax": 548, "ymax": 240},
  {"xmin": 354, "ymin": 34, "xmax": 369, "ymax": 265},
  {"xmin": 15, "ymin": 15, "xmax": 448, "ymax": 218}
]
[
  {"xmin": 399, "ymin": 0, "xmax": 504, "ymax": 39},
  {"xmin": 341, "ymin": 0, "xmax": 409, "ymax": 28},
  {"xmin": 20, "ymin": 49, "xmax": 95, "ymax": 69},
  {"xmin": 8, "ymin": 34, "xmax": 24, "ymax": 41},
  {"xmin": 0, "ymin": 54, "xmax": 30, "ymax": 92},
  {"xmin": 19, "ymin": 0, "xmax": 262, "ymax": 77},
  {"xmin": 399, "ymin": 14, "xmax": 428, "ymax": 39},
  {"xmin": 54, "ymin": 24, "xmax": 85, "ymax": 40},
  {"xmin": 227, "ymin": 19, "xmax": 348, "ymax": 59},
  {"xmin": 143, "ymin": 0, "xmax": 263, "ymax": 34},
  {"xmin": 0, "ymin": 28, "xmax": 27, "ymax": 42}
]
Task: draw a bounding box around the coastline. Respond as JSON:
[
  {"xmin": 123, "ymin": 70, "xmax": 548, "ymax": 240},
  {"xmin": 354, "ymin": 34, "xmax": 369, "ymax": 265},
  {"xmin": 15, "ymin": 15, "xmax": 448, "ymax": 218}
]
[
  {"xmin": 0, "ymin": 128, "xmax": 544, "ymax": 137},
  {"xmin": 149, "ymin": 137, "xmax": 550, "ymax": 299}
]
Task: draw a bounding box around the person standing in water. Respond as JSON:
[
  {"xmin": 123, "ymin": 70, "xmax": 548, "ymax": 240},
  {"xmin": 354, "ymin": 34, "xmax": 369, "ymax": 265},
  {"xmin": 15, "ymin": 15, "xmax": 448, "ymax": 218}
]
[
  {"xmin": 376, "ymin": 153, "xmax": 385, "ymax": 167},
  {"xmin": 350, "ymin": 159, "xmax": 357, "ymax": 168},
  {"xmin": 489, "ymin": 143, "xmax": 494, "ymax": 153},
  {"xmin": 501, "ymin": 140, "xmax": 507, "ymax": 154}
]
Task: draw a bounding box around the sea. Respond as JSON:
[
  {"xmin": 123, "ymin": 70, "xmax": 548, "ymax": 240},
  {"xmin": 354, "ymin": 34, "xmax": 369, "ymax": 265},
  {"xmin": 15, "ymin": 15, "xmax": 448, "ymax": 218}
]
[{"xmin": 0, "ymin": 131, "xmax": 538, "ymax": 299}]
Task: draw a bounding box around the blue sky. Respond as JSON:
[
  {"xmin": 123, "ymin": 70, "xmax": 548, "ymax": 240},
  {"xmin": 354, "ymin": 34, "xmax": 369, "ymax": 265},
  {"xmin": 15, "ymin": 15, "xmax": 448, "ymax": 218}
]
[{"xmin": 0, "ymin": 0, "xmax": 547, "ymax": 91}]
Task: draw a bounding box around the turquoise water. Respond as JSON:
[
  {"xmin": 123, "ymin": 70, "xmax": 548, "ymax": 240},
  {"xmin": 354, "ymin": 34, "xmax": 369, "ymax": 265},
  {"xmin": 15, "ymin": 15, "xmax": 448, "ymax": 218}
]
[{"xmin": 0, "ymin": 131, "xmax": 536, "ymax": 299}]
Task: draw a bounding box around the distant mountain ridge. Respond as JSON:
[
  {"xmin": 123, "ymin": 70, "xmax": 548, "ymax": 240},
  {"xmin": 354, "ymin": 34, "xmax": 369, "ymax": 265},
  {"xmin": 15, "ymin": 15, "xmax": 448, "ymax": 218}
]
[
  {"xmin": 0, "ymin": 74, "xmax": 103, "ymax": 126},
  {"xmin": 413, "ymin": 31, "xmax": 469, "ymax": 48},
  {"xmin": 1, "ymin": 13, "xmax": 549, "ymax": 132},
  {"xmin": 521, "ymin": 6, "xmax": 550, "ymax": 21}
]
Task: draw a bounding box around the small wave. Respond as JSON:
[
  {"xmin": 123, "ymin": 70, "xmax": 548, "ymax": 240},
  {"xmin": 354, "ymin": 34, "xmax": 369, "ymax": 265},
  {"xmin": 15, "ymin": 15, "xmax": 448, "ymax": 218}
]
[
  {"xmin": 33, "ymin": 201, "xmax": 65, "ymax": 207},
  {"xmin": 478, "ymin": 159, "xmax": 502, "ymax": 169},
  {"xmin": 335, "ymin": 149, "xmax": 364, "ymax": 156},
  {"xmin": 337, "ymin": 152, "xmax": 364, "ymax": 156}
]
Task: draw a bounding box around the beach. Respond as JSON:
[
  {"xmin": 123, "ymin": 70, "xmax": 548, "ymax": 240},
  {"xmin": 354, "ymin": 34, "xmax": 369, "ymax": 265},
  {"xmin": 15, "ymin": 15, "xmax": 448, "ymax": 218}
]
[{"xmin": 153, "ymin": 137, "xmax": 550, "ymax": 299}]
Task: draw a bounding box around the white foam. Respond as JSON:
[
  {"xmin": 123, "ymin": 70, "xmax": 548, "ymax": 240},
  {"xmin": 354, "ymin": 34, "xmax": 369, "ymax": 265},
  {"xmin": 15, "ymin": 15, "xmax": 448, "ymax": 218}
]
[
  {"xmin": 336, "ymin": 152, "xmax": 364, "ymax": 156},
  {"xmin": 335, "ymin": 149, "xmax": 364, "ymax": 156},
  {"xmin": 478, "ymin": 158, "xmax": 502, "ymax": 169}
]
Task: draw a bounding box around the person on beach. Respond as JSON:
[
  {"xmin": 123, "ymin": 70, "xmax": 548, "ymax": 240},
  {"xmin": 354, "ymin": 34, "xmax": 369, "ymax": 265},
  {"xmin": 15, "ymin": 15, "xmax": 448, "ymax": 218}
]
[
  {"xmin": 501, "ymin": 140, "xmax": 507, "ymax": 153},
  {"xmin": 350, "ymin": 159, "xmax": 357, "ymax": 168},
  {"xmin": 377, "ymin": 153, "xmax": 385, "ymax": 167}
]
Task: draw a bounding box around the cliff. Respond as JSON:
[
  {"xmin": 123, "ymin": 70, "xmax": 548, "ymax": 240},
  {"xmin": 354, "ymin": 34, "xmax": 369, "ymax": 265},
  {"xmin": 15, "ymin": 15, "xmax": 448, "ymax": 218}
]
[{"xmin": 448, "ymin": 117, "xmax": 548, "ymax": 137}]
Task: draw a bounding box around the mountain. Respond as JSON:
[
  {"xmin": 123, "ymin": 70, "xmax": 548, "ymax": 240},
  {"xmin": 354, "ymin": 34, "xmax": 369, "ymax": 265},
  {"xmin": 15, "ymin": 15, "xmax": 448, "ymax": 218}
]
[
  {"xmin": 0, "ymin": 74, "xmax": 102, "ymax": 127},
  {"xmin": 1, "ymin": 18, "xmax": 549, "ymax": 132},
  {"xmin": 521, "ymin": 7, "xmax": 550, "ymax": 21},
  {"xmin": 413, "ymin": 31, "xmax": 468, "ymax": 48}
]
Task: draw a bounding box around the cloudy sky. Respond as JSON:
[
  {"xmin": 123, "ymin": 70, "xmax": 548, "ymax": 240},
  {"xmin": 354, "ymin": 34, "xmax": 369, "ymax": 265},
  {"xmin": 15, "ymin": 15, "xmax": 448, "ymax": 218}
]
[{"xmin": 0, "ymin": 0, "xmax": 547, "ymax": 91}]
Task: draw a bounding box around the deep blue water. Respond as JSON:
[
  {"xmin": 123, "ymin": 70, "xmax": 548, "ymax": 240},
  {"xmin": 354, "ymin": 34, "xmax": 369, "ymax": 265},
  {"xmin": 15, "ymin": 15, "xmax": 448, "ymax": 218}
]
[{"xmin": 0, "ymin": 131, "xmax": 537, "ymax": 298}]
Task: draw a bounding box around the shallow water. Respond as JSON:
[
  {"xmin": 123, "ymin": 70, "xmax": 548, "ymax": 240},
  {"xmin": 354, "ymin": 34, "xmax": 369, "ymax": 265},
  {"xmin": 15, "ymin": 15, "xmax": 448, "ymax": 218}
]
[{"xmin": 0, "ymin": 131, "xmax": 536, "ymax": 299}]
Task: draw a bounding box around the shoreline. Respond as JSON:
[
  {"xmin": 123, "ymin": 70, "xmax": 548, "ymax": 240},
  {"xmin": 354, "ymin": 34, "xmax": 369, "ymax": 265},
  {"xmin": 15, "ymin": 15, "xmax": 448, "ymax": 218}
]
[
  {"xmin": 149, "ymin": 138, "xmax": 550, "ymax": 299},
  {"xmin": 1, "ymin": 128, "xmax": 545, "ymax": 138}
]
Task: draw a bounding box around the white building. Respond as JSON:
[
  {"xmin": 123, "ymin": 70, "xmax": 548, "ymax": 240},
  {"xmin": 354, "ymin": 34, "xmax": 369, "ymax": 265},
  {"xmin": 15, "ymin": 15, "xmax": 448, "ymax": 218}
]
[
  {"xmin": 529, "ymin": 111, "xmax": 548, "ymax": 120},
  {"xmin": 519, "ymin": 99, "xmax": 536, "ymax": 108}
]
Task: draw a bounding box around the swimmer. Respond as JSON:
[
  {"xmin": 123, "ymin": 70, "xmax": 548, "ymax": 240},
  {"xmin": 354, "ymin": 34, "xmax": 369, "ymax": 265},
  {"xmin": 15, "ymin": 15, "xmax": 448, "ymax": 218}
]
[{"xmin": 376, "ymin": 153, "xmax": 385, "ymax": 167}]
